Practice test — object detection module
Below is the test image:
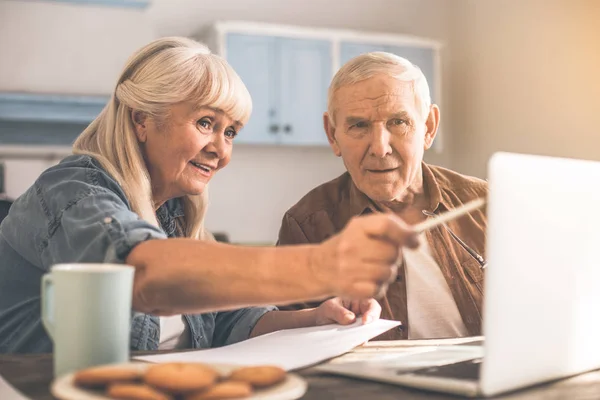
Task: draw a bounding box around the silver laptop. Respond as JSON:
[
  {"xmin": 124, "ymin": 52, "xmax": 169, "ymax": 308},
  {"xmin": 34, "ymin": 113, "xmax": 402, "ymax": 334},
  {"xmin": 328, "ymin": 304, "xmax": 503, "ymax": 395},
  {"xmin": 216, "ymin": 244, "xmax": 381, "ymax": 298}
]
[{"xmin": 317, "ymin": 152, "xmax": 600, "ymax": 397}]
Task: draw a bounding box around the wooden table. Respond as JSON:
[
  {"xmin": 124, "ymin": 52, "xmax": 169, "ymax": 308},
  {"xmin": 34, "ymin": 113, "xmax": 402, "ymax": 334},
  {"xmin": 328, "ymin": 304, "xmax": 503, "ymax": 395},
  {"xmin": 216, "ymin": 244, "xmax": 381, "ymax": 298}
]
[{"xmin": 3, "ymin": 351, "xmax": 600, "ymax": 399}]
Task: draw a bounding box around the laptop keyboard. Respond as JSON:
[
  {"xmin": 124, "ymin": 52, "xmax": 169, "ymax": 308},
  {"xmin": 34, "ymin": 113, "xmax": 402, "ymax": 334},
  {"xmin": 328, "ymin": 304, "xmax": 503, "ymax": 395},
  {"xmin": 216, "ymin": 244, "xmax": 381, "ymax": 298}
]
[{"xmin": 411, "ymin": 358, "xmax": 483, "ymax": 380}]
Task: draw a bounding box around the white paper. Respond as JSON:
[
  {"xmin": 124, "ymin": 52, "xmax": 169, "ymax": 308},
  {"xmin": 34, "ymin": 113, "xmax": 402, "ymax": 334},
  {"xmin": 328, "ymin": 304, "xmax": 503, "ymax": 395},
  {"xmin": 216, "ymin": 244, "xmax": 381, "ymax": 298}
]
[
  {"xmin": 0, "ymin": 374, "xmax": 29, "ymax": 400},
  {"xmin": 136, "ymin": 319, "xmax": 401, "ymax": 370}
]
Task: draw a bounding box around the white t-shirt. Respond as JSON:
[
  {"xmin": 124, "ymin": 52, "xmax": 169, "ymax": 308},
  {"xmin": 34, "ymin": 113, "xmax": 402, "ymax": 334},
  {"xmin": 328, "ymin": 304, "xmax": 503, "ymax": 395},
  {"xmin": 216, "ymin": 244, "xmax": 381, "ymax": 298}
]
[
  {"xmin": 404, "ymin": 234, "xmax": 470, "ymax": 339},
  {"xmin": 158, "ymin": 315, "xmax": 191, "ymax": 350}
]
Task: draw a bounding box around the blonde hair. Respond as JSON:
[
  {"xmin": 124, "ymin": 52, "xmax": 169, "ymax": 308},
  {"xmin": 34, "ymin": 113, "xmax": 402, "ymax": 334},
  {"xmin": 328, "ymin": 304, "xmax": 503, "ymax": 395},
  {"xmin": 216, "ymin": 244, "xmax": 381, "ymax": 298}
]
[
  {"xmin": 327, "ymin": 52, "xmax": 431, "ymax": 126},
  {"xmin": 73, "ymin": 37, "xmax": 252, "ymax": 240}
]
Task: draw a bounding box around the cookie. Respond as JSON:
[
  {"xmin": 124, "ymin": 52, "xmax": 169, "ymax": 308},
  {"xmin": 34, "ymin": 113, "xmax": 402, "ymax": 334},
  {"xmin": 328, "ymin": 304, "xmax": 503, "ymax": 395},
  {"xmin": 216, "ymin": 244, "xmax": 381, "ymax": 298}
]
[
  {"xmin": 107, "ymin": 383, "xmax": 173, "ymax": 400},
  {"xmin": 228, "ymin": 366, "xmax": 286, "ymax": 388},
  {"xmin": 185, "ymin": 381, "xmax": 253, "ymax": 400},
  {"xmin": 73, "ymin": 365, "xmax": 143, "ymax": 388},
  {"xmin": 144, "ymin": 363, "xmax": 219, "ymax": 393}
]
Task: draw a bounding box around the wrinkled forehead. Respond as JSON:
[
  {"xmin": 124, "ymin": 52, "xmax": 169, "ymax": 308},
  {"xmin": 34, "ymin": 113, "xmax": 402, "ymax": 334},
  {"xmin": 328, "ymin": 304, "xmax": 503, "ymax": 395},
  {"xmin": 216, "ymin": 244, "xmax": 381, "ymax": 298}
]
[{"xmin": 333, "ymin": 78, "xmax": 418, "ymax": 121}]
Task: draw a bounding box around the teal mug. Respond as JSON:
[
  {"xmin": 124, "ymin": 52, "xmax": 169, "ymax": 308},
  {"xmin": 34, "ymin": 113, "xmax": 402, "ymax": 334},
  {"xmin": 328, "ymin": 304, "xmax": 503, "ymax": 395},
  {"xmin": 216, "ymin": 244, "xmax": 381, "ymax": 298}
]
[{"xmin": 41, "ymin": 263, "xmax": 134, "ymax": 377}]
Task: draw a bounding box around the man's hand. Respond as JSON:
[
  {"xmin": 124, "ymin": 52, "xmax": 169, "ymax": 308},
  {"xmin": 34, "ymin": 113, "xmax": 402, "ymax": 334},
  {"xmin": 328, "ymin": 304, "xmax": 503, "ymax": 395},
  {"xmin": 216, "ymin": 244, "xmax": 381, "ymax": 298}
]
[{"xmin": 314, "ymin": 297, "xmax": 382, "ymax": 326}]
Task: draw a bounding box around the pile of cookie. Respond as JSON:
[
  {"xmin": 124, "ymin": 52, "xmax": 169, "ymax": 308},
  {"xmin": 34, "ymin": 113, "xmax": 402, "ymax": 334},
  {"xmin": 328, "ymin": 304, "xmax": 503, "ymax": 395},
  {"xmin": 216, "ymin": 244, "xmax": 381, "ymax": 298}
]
[{"xmin": 73, "ymin": 362, "xmax": 287, "ymax": 399}]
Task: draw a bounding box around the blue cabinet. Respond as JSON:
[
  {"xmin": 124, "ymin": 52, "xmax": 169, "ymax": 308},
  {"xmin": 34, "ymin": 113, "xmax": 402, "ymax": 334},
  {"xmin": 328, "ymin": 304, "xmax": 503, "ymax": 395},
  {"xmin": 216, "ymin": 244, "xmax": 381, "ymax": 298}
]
[
  {"xmin": 226, "ymin": 34, "xmax": 332, "ymax": 146},
  {"xmin": 278, "ymin": 38, "xmax": 331, "ymax": 146},
  {"xmin": 340, "ymin": 42, "xmax": 438, "ymax": 104},
  {"xmin": 226, "ymin": 34, "xmax": 279, "ymax": 144}
]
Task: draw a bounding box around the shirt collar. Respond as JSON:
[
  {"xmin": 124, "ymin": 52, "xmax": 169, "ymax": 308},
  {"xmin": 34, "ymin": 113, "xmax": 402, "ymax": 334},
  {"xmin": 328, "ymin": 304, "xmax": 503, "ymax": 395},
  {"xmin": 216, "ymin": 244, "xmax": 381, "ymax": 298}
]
[
  {"xmin": 422, "ymin": 162, "xmax": 444, "ymax": 213},
  {"xmin": 348, "ymin": 176, "xmax": 376, "ymax": 216},
  {"xmin": 156, "ymin": 197, "xmax": 185, "ymax": 237},
  {"xmin": 164, "ymin": 197, "xmax": 185, "ymax": 218}
]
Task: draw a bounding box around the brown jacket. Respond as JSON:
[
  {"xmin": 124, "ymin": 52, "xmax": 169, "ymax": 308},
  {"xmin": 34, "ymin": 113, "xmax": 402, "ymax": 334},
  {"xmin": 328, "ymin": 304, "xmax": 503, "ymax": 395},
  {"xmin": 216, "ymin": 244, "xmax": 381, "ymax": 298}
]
[{"xmin": 277, "ymin": 163, "xmax": 488, "ymax": 340}]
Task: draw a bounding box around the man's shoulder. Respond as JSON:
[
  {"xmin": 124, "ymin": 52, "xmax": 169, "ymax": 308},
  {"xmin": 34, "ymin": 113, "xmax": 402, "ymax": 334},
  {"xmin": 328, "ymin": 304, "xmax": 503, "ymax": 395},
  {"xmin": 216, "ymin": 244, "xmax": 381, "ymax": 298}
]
[
  {"xmin": 285, "ymin": 172, "xmax": 352, "ymax": 225},
  {"xmin": 428, "ymin": 164, "xmax": 488, "ymax": 198}
]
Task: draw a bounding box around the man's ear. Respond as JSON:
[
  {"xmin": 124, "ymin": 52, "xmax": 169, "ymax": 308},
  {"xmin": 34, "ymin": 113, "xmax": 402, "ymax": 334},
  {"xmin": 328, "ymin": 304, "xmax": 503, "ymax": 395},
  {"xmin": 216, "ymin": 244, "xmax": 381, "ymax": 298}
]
[
  {"xmin": 131, "ymin": 110, "xmax": 148, "ymax": 143},
  {"xmin": 423, "ymin": 105, "xmax": 440, "ymax": 150},
  {"xmin": 323, "ymin": 112, "xmax": 342, "ymax": 157}
]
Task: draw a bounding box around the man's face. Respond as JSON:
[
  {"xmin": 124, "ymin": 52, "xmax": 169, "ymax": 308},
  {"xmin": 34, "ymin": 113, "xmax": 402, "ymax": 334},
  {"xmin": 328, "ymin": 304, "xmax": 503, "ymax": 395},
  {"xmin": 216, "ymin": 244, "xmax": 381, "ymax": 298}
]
[{"xmin": 325, "ymin": 74, "xmax": 439, "ymax": 203}]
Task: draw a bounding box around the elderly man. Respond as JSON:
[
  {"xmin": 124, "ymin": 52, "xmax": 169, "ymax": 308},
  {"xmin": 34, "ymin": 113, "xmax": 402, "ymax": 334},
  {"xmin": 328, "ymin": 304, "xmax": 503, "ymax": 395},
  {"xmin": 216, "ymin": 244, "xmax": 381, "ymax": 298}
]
[{"xmin": 278, "ymin": 52, "xmax": 487, "ymax": 340}]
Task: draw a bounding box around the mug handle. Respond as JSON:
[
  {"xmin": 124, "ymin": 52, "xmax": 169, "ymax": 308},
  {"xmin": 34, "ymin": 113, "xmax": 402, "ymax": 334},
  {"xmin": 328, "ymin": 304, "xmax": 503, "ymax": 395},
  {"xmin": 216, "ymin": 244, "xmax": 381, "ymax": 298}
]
[{"xmin": 41, "ymin": 274, "xmax": 55, "ymax": 339}]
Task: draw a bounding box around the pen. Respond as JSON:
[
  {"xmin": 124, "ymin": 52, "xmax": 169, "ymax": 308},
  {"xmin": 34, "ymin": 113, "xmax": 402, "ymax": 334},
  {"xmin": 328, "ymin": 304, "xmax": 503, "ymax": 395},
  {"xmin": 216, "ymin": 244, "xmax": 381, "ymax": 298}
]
[{"xmin": 413, "ymin": 198, "xmax": 487, "ymax": 233}]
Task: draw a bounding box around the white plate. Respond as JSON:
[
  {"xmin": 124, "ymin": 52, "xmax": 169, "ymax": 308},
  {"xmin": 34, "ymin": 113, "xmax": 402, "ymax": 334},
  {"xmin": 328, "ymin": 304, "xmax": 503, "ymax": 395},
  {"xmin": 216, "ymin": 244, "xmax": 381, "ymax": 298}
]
[{"xmin": 51, "ymin": 362, "xmax": 307, "ymax": 400}]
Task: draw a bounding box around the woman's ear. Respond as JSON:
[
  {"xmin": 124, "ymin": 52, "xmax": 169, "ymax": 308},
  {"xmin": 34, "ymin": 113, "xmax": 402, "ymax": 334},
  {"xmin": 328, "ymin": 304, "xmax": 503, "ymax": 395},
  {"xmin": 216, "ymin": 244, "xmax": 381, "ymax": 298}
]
[{"xmin": 131, "ymin": 110, "xmax": 148, "ymax": 143}]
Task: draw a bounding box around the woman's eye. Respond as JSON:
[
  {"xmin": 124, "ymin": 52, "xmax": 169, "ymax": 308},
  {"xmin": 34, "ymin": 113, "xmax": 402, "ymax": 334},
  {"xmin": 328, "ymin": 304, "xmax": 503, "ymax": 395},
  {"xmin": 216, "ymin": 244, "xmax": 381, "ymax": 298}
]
[
  {"xmin": 197, "ymin": 119, "xmax": 211, "ymax": 129},
  {"xmin": 225, "ymin": 129, "xmax": 238, "ymax": 139}
]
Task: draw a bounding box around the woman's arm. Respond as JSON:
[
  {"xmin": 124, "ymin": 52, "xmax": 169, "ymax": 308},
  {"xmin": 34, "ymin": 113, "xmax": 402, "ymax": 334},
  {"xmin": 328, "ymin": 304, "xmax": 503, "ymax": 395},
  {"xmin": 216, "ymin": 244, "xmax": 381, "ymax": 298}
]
[
  {"xmin": 126, "ymin": 214, "xmax": 418, "ymax": 316},
  {"xmin": 127, "ymin": 239, "xmax": 330, "ymax": 315}
]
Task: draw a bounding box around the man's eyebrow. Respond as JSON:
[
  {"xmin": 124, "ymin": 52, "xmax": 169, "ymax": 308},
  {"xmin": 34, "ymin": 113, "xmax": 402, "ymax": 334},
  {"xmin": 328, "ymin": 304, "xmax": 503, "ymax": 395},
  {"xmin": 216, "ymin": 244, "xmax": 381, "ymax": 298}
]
[
  {"xmin": 345, "ymin": 116, "xmax": 368, "ymax": 125},
  {"xmin": 390, "ymin": 111, "xmax": 411, "ymax": 120}
]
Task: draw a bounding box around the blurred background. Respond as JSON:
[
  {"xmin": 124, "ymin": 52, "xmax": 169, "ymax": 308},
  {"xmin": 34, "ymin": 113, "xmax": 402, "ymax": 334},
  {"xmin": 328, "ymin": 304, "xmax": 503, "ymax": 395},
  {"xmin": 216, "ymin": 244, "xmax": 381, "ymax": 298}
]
[{"xmin": 0, "ymin": 0, "xmax": 598, "ymax": 244}]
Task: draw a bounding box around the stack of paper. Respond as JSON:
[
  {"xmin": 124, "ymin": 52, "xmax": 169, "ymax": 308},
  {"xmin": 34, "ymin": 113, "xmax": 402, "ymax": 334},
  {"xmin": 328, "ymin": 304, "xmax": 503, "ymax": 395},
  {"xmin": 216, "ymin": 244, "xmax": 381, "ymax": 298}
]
[{"xmin": 136, "ymin": 319, "xmax": 400, "ymax": 370}]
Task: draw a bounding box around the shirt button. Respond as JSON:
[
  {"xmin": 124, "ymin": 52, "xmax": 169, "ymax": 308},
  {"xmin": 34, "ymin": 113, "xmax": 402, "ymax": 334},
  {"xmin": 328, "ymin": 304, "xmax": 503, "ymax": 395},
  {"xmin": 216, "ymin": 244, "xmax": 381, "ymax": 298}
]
[
  {"xmin": 397, "ymin": 326, "xmax": 404, "ymax": 332},
  {"xmin": 103, "ymin": 217, "xmax": 112, "ymax": 224}
]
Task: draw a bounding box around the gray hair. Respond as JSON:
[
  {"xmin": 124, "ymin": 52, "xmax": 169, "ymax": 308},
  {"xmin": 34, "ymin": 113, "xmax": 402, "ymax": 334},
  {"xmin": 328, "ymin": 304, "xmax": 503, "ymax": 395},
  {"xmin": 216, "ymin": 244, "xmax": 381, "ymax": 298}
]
[{"xmin": 327, "ymin": 52, "xmax": 431, "ymax": 126}]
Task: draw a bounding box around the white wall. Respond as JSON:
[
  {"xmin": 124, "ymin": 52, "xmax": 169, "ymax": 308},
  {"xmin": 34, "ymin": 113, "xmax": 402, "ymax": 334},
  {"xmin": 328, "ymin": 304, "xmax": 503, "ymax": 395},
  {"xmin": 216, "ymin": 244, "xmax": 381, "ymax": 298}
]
[
  {"xmin": 204, "ymin": 145, "xmax": 345, "ymax": 243},
  {"xmin": 0, "ymin": 1, "xmax": 155, "ymax": 94},
  {"xmin": 3, "ymin": 158, "xmax": 57, "ymax": 196},
  {"xmin": 449, "ymin": 0, "xmax": 600, "ymax": 178}
]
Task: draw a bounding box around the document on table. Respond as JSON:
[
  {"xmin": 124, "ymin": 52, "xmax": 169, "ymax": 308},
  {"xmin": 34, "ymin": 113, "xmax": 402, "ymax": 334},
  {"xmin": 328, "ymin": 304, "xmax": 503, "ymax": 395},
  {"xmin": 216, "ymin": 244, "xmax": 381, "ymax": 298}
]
[
  {"xmin": 0, "ymin": 373, "xmax": 29, "ymax": 400},
  {"xmin": 136, "ymin": 319, "xmax": 401, "ymax": 371}
]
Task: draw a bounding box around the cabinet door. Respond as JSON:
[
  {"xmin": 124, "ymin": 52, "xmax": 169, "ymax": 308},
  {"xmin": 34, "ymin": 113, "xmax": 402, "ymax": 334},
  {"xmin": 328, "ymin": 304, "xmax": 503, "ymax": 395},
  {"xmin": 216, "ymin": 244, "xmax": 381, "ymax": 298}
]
[
  {"xmin": 226, "ymin": 33, "xmax": 280, "ymax": 144},
  {"xmin": 278, "ymin": 37, "xmax": 332, "ymax": 146}
]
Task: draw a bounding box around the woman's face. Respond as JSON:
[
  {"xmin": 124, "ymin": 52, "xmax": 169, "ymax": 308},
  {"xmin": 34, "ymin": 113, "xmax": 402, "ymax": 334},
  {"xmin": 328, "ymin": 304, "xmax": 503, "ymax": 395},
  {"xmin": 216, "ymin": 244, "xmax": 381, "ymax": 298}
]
[{"xmin": 133, "ymin": 102, "xmax": 242, "ymax": 206}]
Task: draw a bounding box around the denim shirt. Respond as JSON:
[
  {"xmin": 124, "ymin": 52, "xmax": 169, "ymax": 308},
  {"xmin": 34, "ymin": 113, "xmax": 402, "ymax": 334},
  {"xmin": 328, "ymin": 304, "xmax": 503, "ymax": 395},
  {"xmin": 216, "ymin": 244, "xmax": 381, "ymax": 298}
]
[{"xmin": 0, "ymin": 155, "xmax": 274, "ymax": 353}]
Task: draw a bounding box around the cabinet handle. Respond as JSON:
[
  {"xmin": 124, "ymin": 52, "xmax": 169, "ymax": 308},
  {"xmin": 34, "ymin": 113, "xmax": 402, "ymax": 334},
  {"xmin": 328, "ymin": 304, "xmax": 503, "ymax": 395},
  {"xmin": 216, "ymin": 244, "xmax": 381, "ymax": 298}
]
[
  {"xmin": 269, "ymin": 124, "xmax": 279, "ymax": 134},
  {"xmin": 283, "ymin": 124, "xmax": 292, "ymax": 134}
]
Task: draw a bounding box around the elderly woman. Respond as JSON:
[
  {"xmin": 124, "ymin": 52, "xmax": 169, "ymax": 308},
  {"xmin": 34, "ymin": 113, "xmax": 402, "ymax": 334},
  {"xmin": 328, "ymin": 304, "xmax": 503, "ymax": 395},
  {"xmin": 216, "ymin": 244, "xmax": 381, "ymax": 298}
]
[{"xmin": 0, "ymin": 37, "xmax": 417, "ymax": 353}]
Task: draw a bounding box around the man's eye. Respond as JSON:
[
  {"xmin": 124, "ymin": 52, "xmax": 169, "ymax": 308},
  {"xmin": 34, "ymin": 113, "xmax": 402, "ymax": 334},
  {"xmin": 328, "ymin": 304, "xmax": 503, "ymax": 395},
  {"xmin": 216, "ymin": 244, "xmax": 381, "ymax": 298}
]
[
  {"xmin": 352, "ymin": 121, "xmax": 368, "ymax": 129},
  {"xmin": 391, "ymin": 119, "xmax": 406, "ymax": 126}
]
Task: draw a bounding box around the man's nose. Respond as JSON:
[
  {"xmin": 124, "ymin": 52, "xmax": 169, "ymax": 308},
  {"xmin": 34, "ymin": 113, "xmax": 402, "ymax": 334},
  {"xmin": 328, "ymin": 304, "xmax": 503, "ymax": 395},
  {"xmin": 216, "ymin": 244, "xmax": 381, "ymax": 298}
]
[{"xmin": 369, "ymin": 124, "xmax": 393, "ymax": 158}]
